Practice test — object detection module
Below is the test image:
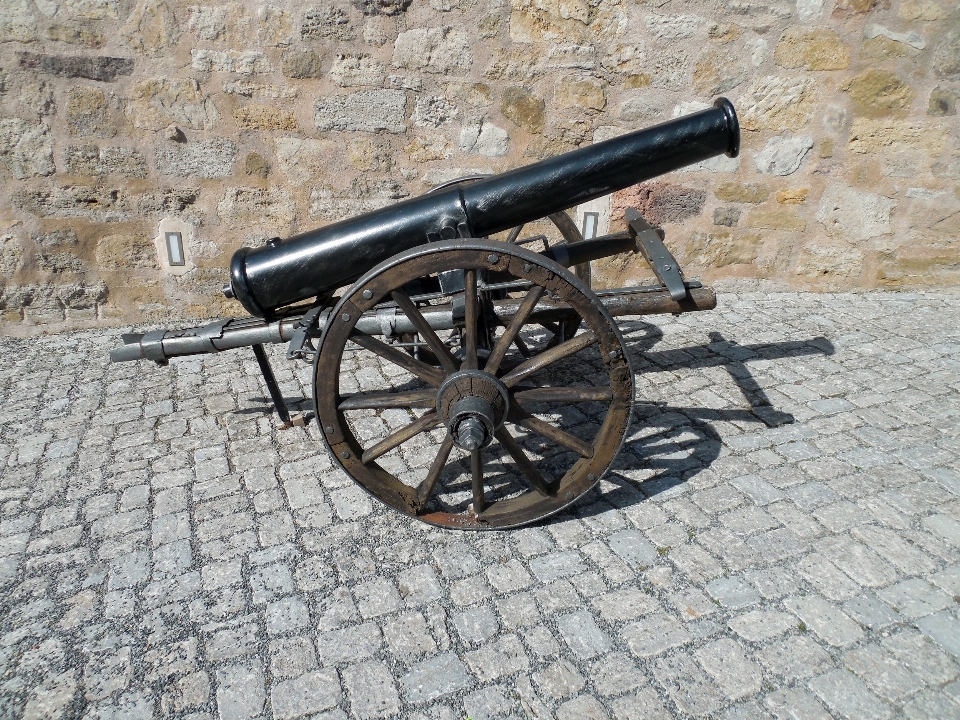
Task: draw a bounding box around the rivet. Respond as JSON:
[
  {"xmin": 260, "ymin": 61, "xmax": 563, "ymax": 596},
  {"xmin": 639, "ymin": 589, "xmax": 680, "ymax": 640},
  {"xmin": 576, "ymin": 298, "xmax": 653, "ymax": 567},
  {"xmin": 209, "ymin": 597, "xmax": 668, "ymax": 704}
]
[
  {"xmin": 588, "ymin": 473, "xmax": 596, "ymax": 481},
  {"xmin": 340, "ymin": 451, "xmax": 350, "ymax": 459},
  {"xmin": 341, "ymin": 313, "xmax": 351, "ymax": 322},
  {"xmin": 565, "ymin": 492, "xmax": 574, "ymax": 500},
  {"xmin": 325, "ymin": 426, "xmax": 334, "ymax": 434},
  {"xmin": 362, "ymin": 289, "xmax": 373, "ymax": 300},
  {"xmin": 523, "ymin": 263, "xmax": 533, "ymax": 273},
  {"xmin": 487, "ymin": 254, "xmax": 499, "ymax": 264}
]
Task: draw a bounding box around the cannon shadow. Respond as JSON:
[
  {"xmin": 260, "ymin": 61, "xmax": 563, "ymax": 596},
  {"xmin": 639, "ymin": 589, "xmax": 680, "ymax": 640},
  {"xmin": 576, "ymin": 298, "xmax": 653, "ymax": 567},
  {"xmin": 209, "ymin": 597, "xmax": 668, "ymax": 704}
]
[{"xmin": 571, "ymin": 320, "xmax": 836, "ymax": 521}]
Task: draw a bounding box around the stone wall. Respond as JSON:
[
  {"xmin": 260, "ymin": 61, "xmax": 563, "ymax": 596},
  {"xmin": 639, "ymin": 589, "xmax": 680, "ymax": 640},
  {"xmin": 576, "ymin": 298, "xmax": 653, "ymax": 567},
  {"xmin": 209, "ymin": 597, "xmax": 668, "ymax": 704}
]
[{"xmin": 0, "ymin": 0, "xmax": 958, "ymax": 330}]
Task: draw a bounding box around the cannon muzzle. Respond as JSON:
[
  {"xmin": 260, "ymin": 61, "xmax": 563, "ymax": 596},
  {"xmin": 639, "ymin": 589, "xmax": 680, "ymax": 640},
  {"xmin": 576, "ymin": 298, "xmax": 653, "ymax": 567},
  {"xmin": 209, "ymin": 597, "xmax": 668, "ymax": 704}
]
[{"xmin": 229, "ymin": 98, "xmax": 739, "ymax": 317}]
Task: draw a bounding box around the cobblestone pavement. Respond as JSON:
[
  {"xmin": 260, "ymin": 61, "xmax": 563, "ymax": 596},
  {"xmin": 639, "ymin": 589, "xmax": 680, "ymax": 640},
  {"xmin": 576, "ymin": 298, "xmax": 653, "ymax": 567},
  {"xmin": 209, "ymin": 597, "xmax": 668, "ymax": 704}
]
[{"xmin": 2, "ymin": 290, "xmax": 960, "ymax": 720}]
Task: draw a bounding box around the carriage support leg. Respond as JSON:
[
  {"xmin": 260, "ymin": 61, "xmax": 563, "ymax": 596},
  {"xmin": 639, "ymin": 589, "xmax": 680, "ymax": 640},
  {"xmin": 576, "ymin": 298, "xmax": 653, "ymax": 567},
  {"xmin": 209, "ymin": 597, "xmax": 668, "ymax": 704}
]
[{"xmin": 252, "ymin": 343, "xmax": 292, "ymax": 425}]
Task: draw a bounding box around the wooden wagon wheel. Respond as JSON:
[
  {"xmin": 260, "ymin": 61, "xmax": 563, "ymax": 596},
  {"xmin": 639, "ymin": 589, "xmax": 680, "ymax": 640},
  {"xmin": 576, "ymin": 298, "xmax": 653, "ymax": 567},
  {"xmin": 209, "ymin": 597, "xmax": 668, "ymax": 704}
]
[{"xmin": 314, "ymin": 239, "xmax": 633, "ymax": 530}]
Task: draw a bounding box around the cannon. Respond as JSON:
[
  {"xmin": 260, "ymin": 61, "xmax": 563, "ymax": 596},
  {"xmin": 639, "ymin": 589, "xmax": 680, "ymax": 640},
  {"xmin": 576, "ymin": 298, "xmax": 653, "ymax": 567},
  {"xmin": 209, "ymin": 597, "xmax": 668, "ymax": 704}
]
[{"xmin": 112, "ymin": 98, "xmax": 740, "ymax": 530}]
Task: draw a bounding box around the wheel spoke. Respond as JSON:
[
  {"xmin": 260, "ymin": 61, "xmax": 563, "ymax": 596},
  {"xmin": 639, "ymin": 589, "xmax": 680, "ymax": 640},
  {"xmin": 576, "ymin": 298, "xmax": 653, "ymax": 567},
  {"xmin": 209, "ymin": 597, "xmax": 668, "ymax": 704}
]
[
  {"xmin": 350, "ymin": 330, "xmax": 445, "ymax": 387},
  {"xmin": 514, "ymin": 386, "xmax": 613, "ymax": 404},
  {"xmin": 500, "ymin": 331, "xmax": 597, "ymax": 388},
  {"xmin": 485, "ymin": 285, "xmax": 545, "ymax": 375},
  {"xmin": 495, "ymin": 428, "xmax": 554, "ymax": 497},
  {"xmin": 338, "ymin": 389, "xmax": 437, "ymax": 411},
  {"xmin": 506, "ymin": 224, "xmax": 524, "ymax": 243},
  {"xmin": 471, "ymin": 449, "xmax": 485, "ymax": 514},
  {"xmin": 361, "ymin": 410, "xmax": 441, "ymax": 464},
  {"xmin": 415, "ymin": 433, "xmax": 454, "ymax": 509},
  {"xmin": 509, "ymin": 406, "xmax": 594, "ymax": 458},
  {"xmin": 513, "ymin": 333, "xmax": 532, "ymax": 358},
  {"xmin": 463, "ymin": 269, "xmax": 479, "ymax": 371},
  {"xmin": 390, "ymin": 289, "xmax": 459, "ymax": 374}
]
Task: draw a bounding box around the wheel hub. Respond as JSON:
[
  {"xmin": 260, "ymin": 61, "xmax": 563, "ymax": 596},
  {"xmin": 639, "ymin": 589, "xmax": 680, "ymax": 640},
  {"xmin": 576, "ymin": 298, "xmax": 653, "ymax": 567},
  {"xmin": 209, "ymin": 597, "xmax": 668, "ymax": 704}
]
[{"xmin": 437, "ymin": 370, "xmax": 510, "ymax": 451}]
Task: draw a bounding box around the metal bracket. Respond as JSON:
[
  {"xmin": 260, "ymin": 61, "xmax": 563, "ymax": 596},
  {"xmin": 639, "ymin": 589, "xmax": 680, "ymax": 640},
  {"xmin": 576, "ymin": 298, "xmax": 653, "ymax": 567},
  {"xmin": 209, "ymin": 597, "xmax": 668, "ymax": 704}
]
[
  {"xmin": 286, "ymin": 305, "xmax": 324, "ymax": 361},
  {"xmin": 625, "ymin": 207, "xmax": 687, "ymax": 302},
  {"xmin": 432, "ymin": 222, "xmax": 472, "ymax": 293},
  {"xmin": 377, "ymin": 307, "xmax": 398, "ymax": 340}
]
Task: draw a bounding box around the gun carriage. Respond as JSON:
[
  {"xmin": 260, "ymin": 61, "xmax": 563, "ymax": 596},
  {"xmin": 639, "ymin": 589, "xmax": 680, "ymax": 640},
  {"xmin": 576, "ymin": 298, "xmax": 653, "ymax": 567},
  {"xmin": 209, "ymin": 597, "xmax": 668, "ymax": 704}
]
[{"xmin": 111, "ymin": 99, "xmax": 740, "ymax": 530}]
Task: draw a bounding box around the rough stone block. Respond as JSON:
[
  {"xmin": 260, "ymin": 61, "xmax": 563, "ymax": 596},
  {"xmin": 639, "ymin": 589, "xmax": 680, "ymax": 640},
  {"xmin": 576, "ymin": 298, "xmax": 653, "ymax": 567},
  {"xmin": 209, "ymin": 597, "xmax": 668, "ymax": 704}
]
[
  {"xmin": 644, "ymin": 12, "xmax": 704, "ymax": 40},
  {"xmin": 693, "ymin": 48, "xmax": 747, "ymax": 95},
  {"xmin": 18, "ymin": 51, "xmax": 134, "ymax": 81},
  {"xmin": 234, "ymin": 105, "xmax": 297, "ymax": 131},
  {"xmin": 745, "ymin": 208, "xmax": 806, "ymax": 232},
  {"xmin": 933, "ymin": 27, "xmax": 960, "ymax": 80},
  {"xmin": 848, "ymin": 118, "xmax": 948, "ymax": 154},
  {"xmin": 695, "ymin": 638, "xmax": 762, "ymax": 700},
  {"xmin": 784, "ymin": 594, "xmax": 864, "ymax": 647},
  {"xmin": 218, "ymin": 187, "xmax": 296, "ymax": 227},
  {"xmin": 156, "ymin": 139, "xmax": 237, "ymax": 178},
  {"xmin": 315, "ymin": 89, "xmax": 406, "ymax": 133},
  {"xmin": 739, "ymin": 76, "xmax": 818, "ymax": 131},
  {"xmin": 301, "ymin": 7, "xmax": 355, "ymax": 40},
  {"xmin": 191, "ymin": 49, "xmax": 270, "ymax": 75},
  {"xmin": 120, "ymin": 0, "xmax": 178, "ymax": 54},
  {"xmin": 623, "ymin": 613, "xmax": 692, "ymax": 658},
  {"xmin": 717, "ymin": 182, "xmax": 770, "ymax": 204},
  {"xmin": 754, "ymin": 136, "xmax": 814, "ymax": 176},
  {"xmin": 127, "ymin": 77, "xmax": 220, "ymax": 131},
  {"xmin": 64, "ymin": 87, "xmax": 113, "ymax": 138},
  {"xmin": 393, "ymin": 26, "xmax": 471, "ymax": 74},
  {"xmin": 612, "ymin": 182, "xmax": 706, "ymax": 228},
  {"xmin": 330, "ymin": 54, "xmax": 386, "ymax": 87},
  {"xmin": 0, "ymin": 119, "xmax": 54, "ymax": 179},
  {"xmin": 653, "ymin": 652, "xmax": 724, "ymax": 716},
  {"xmin": 774, "ymin": 27, "xmax": 850, "ymax": 70},
  {"xmin": 411, "ymin": 95, "xmax": 458, "ymax": 128},
  {"xmin": 844, "ymin": 69, "xmax": 914, "ymax": 111},
  {"xmin": 816, "ymin": 183, "xmax": 894, "ymax": 241},
  {"xmin": 713, "ymin": 207, "xmax": 741, "ymax": 227},
  {"xmin": 459, "ymin": 119, "xmax": 509, "ymax": 157},
  {"xmin": 14, "ymin": 186, "xmax": 129, "ymax": 221},
  {"xmin": 501, "ymin": 87, "xmax": 545, "ymax": 133},
  {"xmin": 555, "ymin": 76, "xmax": 606, "ymax": 111},
  {"xmin": 64, "ymin": 145, "xmax": 147, "ymax": 178},
  {"xmin": 282, "ymin": 49, "xmax": 322, "ymax": 79},
  {"xmin": 0, "ymin": 0, "xmax": 38, "ymax": 43},
  {"xmin": 808, "ymin": 669, "xmax": 891, "ymax": 720},
  {"xmin": 400, "ymin": 653, "xmax": 472, "ymax": 703}
]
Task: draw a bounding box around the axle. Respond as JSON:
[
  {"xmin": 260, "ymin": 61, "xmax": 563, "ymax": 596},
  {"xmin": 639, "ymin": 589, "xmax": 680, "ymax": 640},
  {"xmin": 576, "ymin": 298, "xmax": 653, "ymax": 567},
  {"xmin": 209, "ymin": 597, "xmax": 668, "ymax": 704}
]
[{"xmin": 110, "ymin": 285, "xmax": 715, "ymax": 364}]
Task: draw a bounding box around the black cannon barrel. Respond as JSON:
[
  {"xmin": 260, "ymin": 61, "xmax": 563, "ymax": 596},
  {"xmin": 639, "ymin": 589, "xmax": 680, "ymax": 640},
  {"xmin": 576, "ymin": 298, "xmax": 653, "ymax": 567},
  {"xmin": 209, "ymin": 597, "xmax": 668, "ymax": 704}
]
[{"xmin": 229, "ymin": 98, "xmax": 739, "ymax": 317}]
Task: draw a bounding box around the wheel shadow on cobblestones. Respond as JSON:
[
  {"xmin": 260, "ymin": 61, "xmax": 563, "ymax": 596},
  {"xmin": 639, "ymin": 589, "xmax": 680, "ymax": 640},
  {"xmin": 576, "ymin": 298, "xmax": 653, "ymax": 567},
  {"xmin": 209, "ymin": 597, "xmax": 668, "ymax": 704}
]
[{"xmin": 573, "ymin": 321, "xmax": 838, "ymax": 514}]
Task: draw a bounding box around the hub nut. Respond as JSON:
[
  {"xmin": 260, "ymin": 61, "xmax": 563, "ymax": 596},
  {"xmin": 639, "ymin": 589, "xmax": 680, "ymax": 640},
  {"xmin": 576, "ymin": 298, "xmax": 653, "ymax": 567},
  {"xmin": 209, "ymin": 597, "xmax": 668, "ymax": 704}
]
[
  {"xmin": 448, "ymin": 396, "xmax": 495, "ymax": 451},
  {"xmin": 454, "ymin": 416, "xmax": 487, "ymax": 451}
]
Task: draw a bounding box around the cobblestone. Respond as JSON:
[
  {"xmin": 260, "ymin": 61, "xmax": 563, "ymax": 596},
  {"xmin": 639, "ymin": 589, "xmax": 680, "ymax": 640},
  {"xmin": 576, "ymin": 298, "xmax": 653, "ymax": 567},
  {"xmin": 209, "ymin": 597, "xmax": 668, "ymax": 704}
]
[{"xmin": 2, "ymin": 292, "xmax": 960, "ymax": 718}]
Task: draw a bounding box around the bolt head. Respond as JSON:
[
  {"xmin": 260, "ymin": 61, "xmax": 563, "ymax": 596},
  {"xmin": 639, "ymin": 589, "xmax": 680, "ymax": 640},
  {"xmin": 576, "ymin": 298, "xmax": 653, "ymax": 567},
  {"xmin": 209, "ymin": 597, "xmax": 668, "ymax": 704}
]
[
  {"xmin": 487, "ymin": 254, "xmax": 499, "ymax": 264},
  {"xmin": 523, "ymin": 263, "xmax": 533, "ymax": 273},
  {"xmin": 340, "ymin": 451, "xmax": 350, "ymax": 459},
  {"xmin": 587, "ymin": 473, "xmax": 596, "ymax": 481},
  {"xmin": 341, "ymin": 313, "xmax": 351, "ymax": 322},
  {"xmin": 362, "ymin": 289, "xmax": 373, "ymax": 300},
  {"xmin": 325, "ymin": 426, "xmax": 334, "ymax": 434},
  {"xmin": 565, "ymin": 492, "xmax": 574, "ymax": 500},
  {"xmin": 454, "ymin": 416, "xmax": 487, "ymax": 451}
]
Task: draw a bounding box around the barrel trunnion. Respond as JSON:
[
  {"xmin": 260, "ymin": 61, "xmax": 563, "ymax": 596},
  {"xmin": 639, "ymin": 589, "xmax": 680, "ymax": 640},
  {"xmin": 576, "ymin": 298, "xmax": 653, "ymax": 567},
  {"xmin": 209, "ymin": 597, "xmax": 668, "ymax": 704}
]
[{"xmin": 111, "ymin": 99, "xmax": 740, "ymax": 529}]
